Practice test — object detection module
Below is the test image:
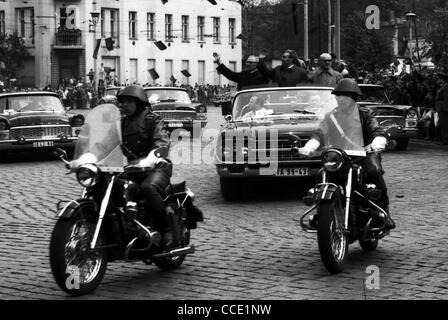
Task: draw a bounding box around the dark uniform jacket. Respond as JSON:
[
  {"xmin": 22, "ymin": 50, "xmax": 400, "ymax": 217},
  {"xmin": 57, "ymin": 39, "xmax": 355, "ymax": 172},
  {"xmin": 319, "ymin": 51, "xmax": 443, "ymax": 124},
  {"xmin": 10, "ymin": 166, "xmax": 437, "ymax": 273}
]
[
  {"xmin": 257, "ymin": 62, "xmax": 309, "ymax": 87},
  {"xmin": 313, "ymin": 106, "xmax": 385, "ymax": 146},
  {"xmin": 121, "ymin": 107, "xmax": 170, "ymax": 162},
  {"xmin": 216, "ymin": 63, "xmax": 269, "ymax": 91}
]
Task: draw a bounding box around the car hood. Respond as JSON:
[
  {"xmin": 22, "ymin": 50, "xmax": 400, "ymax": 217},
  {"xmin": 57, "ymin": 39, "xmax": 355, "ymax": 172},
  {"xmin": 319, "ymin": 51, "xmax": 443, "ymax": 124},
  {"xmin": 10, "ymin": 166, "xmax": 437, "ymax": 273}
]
[
  {"xmin": 3, "ymin": 112, "xmax": 69, "ymax": 127},
  {"xmin": 152, "ymin": 101, "xmax": 198, "ymax": 111}
]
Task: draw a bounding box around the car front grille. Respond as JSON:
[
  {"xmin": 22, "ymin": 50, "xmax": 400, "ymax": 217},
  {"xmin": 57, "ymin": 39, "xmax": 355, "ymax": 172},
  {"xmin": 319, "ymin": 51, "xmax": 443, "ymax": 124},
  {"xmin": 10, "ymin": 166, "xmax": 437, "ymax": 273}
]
[
  {"xmin": 154, "ymin": 111, "xmax": 196, "ymax": 120},
  {"xmin": 376, "ymin": 116, "xmax": 405, "ymax": 128},
  {"xmin": 10, "ymin": 126, "xmax": 72, "ymax": 140}
]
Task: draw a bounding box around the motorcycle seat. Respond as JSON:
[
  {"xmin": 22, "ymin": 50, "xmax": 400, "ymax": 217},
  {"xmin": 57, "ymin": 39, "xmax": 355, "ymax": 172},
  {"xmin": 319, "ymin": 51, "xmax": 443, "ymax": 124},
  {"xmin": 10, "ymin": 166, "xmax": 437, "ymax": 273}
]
[{"xmin": 165, "ymin": 177, "xmax": 186, "ymax": 195}]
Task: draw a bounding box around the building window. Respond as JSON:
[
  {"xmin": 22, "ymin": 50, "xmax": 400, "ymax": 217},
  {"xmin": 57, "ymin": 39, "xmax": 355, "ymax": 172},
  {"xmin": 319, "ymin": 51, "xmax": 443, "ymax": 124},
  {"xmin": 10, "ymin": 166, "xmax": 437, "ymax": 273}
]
[
  {"xmin": 213, "ymin": 17, "xmax": 220, "ymax": 43},
  {"xmin": 182, "ymin": 15, "xmax": 189, "ymax": 42},
  {"xmin": 182, "ymin": 60, "xmax": 189, "ymax": 84},
  {"xmin": 0, "ymin": 11, "xmax": 5, "ymax": 34},
  {"xmin": 129, "ymin": 59, "xmax": 138, "ymax": 84},
  {"xmin": 229, "ymin": 18, "xmax": 236, "ymax": 44},
  {"xmin": 101, "ymin": 8, "xmax": 119, "ymax": 41},
  {"xmin": 198, "ymin": 60, "xmax": 205, "ymax": 85},
  {"xmin": 147, "ymin": 12, "xmax": 155, "ymax": 40},
  {"xmin": 165, "ymin": 14, "xmax": 172, "ymax": 41},
  {"xmin": 129, "ymin": 12, "xmax": 137, "ymax": 39},
  {"xmin": 147, "ymin": 59, "xmax": 156, "ymax": 84},
  {"xmin": 165, "ymin": 59, "xmax": 173, "ymax": 85},
  {"xmin": 16, "ymin": 7, "xmax": 34, "ymax": 45},
  {"xmin": 229, "ymin": 61, "xmax": 237, "ymax": 72},
  {"xmin": 197, "ymin": 16, "xmax": 204, "ymax": 42}
]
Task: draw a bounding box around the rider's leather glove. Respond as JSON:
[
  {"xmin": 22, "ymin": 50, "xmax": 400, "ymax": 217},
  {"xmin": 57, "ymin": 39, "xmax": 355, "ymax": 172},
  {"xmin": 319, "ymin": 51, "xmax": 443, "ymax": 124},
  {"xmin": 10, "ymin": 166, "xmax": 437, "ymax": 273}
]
[
  {"xmin": 138, "ymin": 149, "xmax": 167, "ymax": 168},
  {"xmin": 371, "ymin": 136, "xmax": 387, "ymax": 152},
  {"xmin": 298, "ymin": 139, "xmax": 320, "ymax": 156}
]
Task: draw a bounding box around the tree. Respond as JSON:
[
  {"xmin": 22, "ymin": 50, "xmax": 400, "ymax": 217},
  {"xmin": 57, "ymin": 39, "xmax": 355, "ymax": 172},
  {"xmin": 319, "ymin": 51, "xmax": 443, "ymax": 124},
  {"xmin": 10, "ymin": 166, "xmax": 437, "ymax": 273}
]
[
  {"xmin": 341, "ymin": 11, "xmax": 393, "ymax": 72},
  {"xmin": 422, "ymin": 5, "xmax": 448, "ymax": 70},
  {"xmin": 0, "ymin": 32, "xmax": 30, "ymax": 82}
]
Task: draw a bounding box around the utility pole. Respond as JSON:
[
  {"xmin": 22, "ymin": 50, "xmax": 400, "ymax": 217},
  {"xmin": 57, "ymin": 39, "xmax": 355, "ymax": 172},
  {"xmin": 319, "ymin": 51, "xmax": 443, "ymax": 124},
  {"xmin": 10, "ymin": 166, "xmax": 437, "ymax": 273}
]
[
  {"xmin": 334, "ymin": 0, "xmax": 341, "ymax": 59},
  {"xmin": 328, "ymin": 0, "xmax": 332, "ymax": 53},
  {"xmin": 304, "ymin": 0, "xmax": 309, "ymax": 61}
]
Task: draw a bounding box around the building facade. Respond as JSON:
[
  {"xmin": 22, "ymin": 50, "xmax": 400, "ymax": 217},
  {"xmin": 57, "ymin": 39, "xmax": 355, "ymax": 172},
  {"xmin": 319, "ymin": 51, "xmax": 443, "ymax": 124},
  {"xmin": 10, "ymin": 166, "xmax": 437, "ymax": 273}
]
[{"xmin": 0, "ymin": 0, "xmax": 242, "ymax": 88}]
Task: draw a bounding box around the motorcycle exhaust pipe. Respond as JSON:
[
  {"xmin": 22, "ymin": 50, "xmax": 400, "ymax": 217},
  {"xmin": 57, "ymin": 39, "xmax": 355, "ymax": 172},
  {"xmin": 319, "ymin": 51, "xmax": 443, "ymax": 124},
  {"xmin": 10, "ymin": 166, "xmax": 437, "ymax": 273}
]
[{"xmin": 152, "ymin": 245, "xmax": 195, "ymax": 259}]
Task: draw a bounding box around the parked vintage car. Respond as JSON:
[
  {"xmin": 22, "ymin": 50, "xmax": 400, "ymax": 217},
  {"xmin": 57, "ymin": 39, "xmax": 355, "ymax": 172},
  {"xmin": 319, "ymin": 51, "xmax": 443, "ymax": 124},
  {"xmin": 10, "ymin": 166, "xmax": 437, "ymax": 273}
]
[
  {"xmin": 216, "ymin": 86, "xmax": 336, "ymax": 200},
  {"xmin": 144, "ymin": 87, "xmax": 207, "ymax": 137},
  {"xmin": 358, "ymin": 84, "xmax": 418, "ymax": 150},
  {"xmin": 0, "ymin": 91, "xmax": 84, "ymax": 156}
]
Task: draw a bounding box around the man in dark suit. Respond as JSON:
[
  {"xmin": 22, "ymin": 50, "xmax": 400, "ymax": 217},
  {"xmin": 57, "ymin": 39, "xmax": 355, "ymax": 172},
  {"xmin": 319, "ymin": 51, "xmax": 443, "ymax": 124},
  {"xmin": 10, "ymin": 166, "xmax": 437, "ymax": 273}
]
[
  {"xmin": 214, "ymin": 54, "xmax": 269, "ymax": 91},
  {"xmin": 257, "ymin": 49, "xmax": 309, "ymax": 87}
]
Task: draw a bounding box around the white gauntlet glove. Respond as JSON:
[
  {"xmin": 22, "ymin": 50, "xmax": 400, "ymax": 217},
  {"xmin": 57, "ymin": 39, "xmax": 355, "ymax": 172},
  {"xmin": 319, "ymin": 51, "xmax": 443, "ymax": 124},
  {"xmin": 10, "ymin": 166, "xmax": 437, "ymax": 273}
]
[
  {"xmin": 371, "ymin": 136, "xmax": 387, "ymax": 152},
  {"xmin": 298, "ymin": 139, "xmax": 320, "ymax": 156},
  {"xmin": 138, "ymin": 149, "xmax": 167, "ymax": 168},
  {"xmin": 70, "ymin": 153, "xmax": 98, "ymax": 169}
]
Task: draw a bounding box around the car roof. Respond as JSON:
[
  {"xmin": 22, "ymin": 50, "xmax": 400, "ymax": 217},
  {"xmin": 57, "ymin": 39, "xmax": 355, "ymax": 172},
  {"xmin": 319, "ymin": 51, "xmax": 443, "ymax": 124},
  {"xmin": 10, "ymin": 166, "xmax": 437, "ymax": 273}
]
[
  {"xmin": 0, "ymin": 91, "xmax": 60, "ymax": 98},
  {"xmin": 358, "ymin": 84, "xmax": 384, "ymax": 88},
  {"xmin": 144, "ymin": 87, "xmax": 188, "ymax": 92}
]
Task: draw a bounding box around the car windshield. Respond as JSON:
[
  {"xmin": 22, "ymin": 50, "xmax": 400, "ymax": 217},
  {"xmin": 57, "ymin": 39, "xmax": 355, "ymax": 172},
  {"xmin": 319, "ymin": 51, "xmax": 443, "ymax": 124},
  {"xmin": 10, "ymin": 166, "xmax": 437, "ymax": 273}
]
[
  {"xmin": 0, "ymin": 95, "xmax": 65, "ymax": 113},
  {"xmin": 145, "ymin": 89, "xmax": 191, "ymax": 104},
  {"xmin": 232, "ymin": 88, "xmax": 337, "ymax": 120},
  {"xmin": 104, "ymin": 87, "xmax": 120, "ymax": 96},
  {"xmin": 359, "ymin": 86, "xmax": 390, "ymax": 103}
]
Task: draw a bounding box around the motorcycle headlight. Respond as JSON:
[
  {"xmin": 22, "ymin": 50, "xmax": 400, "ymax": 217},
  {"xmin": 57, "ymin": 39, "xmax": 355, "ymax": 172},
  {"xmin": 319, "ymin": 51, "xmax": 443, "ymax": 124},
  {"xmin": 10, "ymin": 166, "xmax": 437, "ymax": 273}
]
[
  {"xmin": 322, "ymin": 150, "xmax": 344, "ymax": 172},
  {"xmin": 76, "ymin": 164, "xmax": 100, "ymax": 188}
]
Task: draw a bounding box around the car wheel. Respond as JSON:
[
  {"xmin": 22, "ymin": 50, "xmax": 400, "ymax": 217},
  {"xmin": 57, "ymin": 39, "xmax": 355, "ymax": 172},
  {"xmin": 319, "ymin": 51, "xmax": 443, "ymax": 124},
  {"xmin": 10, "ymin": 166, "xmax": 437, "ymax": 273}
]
[
  {"xmin": 396, "ymin": 138, "xmax": 409, "ymax": 151},
  {"xmin": 220, "ymin": 178, "xmax": 242, "ymax": 201}
]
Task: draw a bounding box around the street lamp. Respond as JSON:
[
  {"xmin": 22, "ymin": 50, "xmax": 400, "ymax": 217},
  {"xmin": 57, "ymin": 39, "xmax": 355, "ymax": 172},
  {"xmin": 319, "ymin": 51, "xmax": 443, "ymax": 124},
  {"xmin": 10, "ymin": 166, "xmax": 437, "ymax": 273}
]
[
  {"xmin": 90, "ymin": 10, "xmax": 100, "ymax": 95},
  {"xmin": 405, "ymin": 12, "xmax": 420, "ymax": 62}
]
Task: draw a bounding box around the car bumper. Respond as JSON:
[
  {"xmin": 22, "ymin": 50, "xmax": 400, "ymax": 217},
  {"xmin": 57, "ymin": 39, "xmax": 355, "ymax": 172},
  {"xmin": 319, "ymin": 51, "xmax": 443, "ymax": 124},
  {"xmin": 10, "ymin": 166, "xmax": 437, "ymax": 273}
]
[
  {"xmin": 0, "ymin": 137, "xmax": 77, "ymax": 151},
  {"xmin": 165, "ymin": 120, "xmax": 207, "ymax": 131},
  {"xmin": 216, "ymin": 161, "xmax": 322, "ymax": 179},
  {"xmin": 390, "ymin": 127, "xmax": 418, "ymax": 140}
]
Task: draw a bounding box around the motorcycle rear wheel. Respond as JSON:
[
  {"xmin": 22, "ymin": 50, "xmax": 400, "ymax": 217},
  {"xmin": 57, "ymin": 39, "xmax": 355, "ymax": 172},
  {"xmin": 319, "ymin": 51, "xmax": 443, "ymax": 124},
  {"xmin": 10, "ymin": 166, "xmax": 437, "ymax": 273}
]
[
  {"xmin": 317, "ymin": 199, "xmax": 348, "ymax": 274},
  {"xmin": 49, "ymin": 216, "xmax": 108, "ymax": 296}
]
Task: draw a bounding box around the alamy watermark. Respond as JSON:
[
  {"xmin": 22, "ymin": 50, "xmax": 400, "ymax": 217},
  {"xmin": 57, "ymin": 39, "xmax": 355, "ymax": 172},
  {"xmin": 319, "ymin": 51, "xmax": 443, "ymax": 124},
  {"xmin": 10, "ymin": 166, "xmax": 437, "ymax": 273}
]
[{"xmin": 365, "ymin": 265, "xmax": 380, "ymax": 290}]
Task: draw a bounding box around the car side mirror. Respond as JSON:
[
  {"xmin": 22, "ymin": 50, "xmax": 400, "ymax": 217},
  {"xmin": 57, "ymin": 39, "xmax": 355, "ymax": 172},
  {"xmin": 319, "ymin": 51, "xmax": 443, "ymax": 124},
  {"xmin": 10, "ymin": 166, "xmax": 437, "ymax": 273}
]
[{"xmin": 153, "ymin": 146, "xmax": 169, "ymax": 158}]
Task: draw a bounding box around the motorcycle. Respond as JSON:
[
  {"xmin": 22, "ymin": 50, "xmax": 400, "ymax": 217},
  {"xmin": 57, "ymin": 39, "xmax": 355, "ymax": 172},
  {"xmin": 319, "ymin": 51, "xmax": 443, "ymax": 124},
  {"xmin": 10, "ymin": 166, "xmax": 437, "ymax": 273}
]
[
  {"xmin": 293, "ymin": 107, "xmax": 398, "ymax": 274},
  {"xmin": 49, "ymin": 104, "xmax": 203, "ymax": 296}
]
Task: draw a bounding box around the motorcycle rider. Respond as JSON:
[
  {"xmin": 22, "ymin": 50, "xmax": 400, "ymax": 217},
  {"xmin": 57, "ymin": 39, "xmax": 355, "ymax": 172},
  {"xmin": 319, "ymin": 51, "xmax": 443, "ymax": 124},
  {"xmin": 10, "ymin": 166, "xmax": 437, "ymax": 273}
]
[
  {"xmin": 299, "ymin": 78, "xmax": 396, "ymax": 230},
  {"xmin": 116, "ymin": 85, "xmax": 175, "ymax": 248}
]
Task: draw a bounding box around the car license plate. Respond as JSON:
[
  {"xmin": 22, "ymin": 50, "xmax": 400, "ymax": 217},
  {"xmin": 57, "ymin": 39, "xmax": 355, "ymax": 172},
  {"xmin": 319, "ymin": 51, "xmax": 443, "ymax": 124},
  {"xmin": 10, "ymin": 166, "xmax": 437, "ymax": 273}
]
[
  {"xmin": 276, "ymin": 167, "xmax": 310, "ymax": 176},
  {"xmin": 33, "ymin": 141, "xmax": 54, "ymax": 148},
  {"xmin": 168, "ymin": 123, "xmax": 183, "ymax": 128}
]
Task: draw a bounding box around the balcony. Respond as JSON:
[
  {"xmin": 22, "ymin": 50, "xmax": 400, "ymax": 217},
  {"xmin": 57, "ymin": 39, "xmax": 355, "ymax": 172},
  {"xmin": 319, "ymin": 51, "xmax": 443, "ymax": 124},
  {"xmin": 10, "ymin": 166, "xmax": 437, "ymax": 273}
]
[{"xmin": 53, "ymin": 28, "xmax": 84, "ymax": 49}]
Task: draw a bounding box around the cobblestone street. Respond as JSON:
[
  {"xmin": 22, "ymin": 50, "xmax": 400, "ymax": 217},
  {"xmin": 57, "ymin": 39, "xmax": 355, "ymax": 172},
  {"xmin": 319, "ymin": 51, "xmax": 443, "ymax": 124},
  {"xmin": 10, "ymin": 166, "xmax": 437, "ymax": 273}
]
[{"xmin": 1, "ymin": 108, "xmax": 448, "ymax": 300}]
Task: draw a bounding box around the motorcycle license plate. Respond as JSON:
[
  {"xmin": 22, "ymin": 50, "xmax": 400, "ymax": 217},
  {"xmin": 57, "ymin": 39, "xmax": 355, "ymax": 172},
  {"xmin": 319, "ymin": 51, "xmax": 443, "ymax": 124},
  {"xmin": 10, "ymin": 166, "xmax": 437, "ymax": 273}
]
[
  {"xmin": 168, "ymin": 122, "xmax": 183, "ymax": 128},
  {"xmin": 33, "ymin": 141, "xmax": 54, "ymax": 148},
  {"xmin": 276, "ymin": 167, "xmax": 310, "ymax": 176}
]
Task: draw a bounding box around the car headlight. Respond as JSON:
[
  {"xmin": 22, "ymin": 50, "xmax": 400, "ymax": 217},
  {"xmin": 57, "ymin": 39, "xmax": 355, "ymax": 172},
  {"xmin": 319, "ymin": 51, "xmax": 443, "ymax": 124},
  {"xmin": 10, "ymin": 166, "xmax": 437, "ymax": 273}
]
[
  {"xmin": 0, "ymin": 120, "xmax": 9, "ymax": 130},
  {"xmin": 322, "ymin": 150, "xmax": 344, "ymax": 172},
  {"xmin": 406, "ymin": 109, "xmax": 418, "ymax": 119},
  {"xmin": 76, "ymin": 164, "xmax": 100, "ymax": 188}
]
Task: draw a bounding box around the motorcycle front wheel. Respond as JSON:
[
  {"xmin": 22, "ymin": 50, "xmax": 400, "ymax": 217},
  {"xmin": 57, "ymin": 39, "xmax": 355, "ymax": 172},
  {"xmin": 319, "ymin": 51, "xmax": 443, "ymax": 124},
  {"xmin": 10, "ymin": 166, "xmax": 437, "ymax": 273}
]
[
  {"xmin": 317, "ymin": 199, "xmax": 348, "ymax": 274},
  {"xmin": 49, "ymin": 216, "xmax": 108, "ymax": 296}
]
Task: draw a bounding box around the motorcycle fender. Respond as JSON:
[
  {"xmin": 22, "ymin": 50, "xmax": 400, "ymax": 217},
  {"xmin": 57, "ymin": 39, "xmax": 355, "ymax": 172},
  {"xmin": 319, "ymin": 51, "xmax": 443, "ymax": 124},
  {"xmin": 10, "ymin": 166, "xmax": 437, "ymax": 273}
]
[
  {"xmin": 57, "ymin": 199, "xmax": 95, "ymax": 219},
  {"xmin": 316, "ymin": 185, "xmax": 339, "ymax": 201}
]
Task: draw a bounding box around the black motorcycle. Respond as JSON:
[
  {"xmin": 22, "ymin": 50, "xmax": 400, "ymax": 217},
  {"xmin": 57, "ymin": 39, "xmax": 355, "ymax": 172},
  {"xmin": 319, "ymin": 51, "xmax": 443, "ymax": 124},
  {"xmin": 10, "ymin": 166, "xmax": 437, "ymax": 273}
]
[
  {"xmin": 296, "ymin": 125, "xmax": 397, "ymax": 274},
  {"xmin": 49, "ymin": 104, "xmax": 203, "ymax": 296}
]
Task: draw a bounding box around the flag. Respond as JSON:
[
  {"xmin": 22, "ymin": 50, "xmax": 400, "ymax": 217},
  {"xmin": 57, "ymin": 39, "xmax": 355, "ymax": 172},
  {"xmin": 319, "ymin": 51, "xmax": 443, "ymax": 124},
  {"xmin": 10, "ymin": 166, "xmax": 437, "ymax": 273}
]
[
  {"xmin": 161, "ymin": 0, "xmax": 168, "ymax": 4},
  {"xmin": 170, "ymin": 75, "xmax": 177, "ymax": 84},
  {"xmin": 208, "ymin": 0, "xmax": 217, "ymax": 4},
  {"xmin": 93, "ymin": 38, "xmax": 101, "ymax": 59},
  {"xmin": 154, "ymin": 40, "xmax": 167, "ymax": 50},
  {"xmin": 292, "ymin": 3, "xmax": 298, "ymax": 35},
  {"xmin": 181, "ymin": 70, "xmax": 191, "ymax": 78},
  {"xmin": 148, "ymin": 68, "xmax": 160, "ymax": 80},
  {"xmin": 236, "ymin": 33, "xmax": 244, "ymax": 40},
  {"xmin": 105, "ymin": 37, "xmax": 114, "ymax": 51}
]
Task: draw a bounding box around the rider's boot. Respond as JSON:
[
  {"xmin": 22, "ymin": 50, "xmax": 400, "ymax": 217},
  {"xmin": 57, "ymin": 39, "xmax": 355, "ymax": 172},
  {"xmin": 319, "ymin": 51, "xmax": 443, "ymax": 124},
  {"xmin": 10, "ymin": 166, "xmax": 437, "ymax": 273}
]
[
  {"xmin": 161, "ymin": 230, "xmax": 175, "ymax": 250},
  {"xmin": 382, "ymin": 207, "xmax": 396, "ymax": 231}
]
